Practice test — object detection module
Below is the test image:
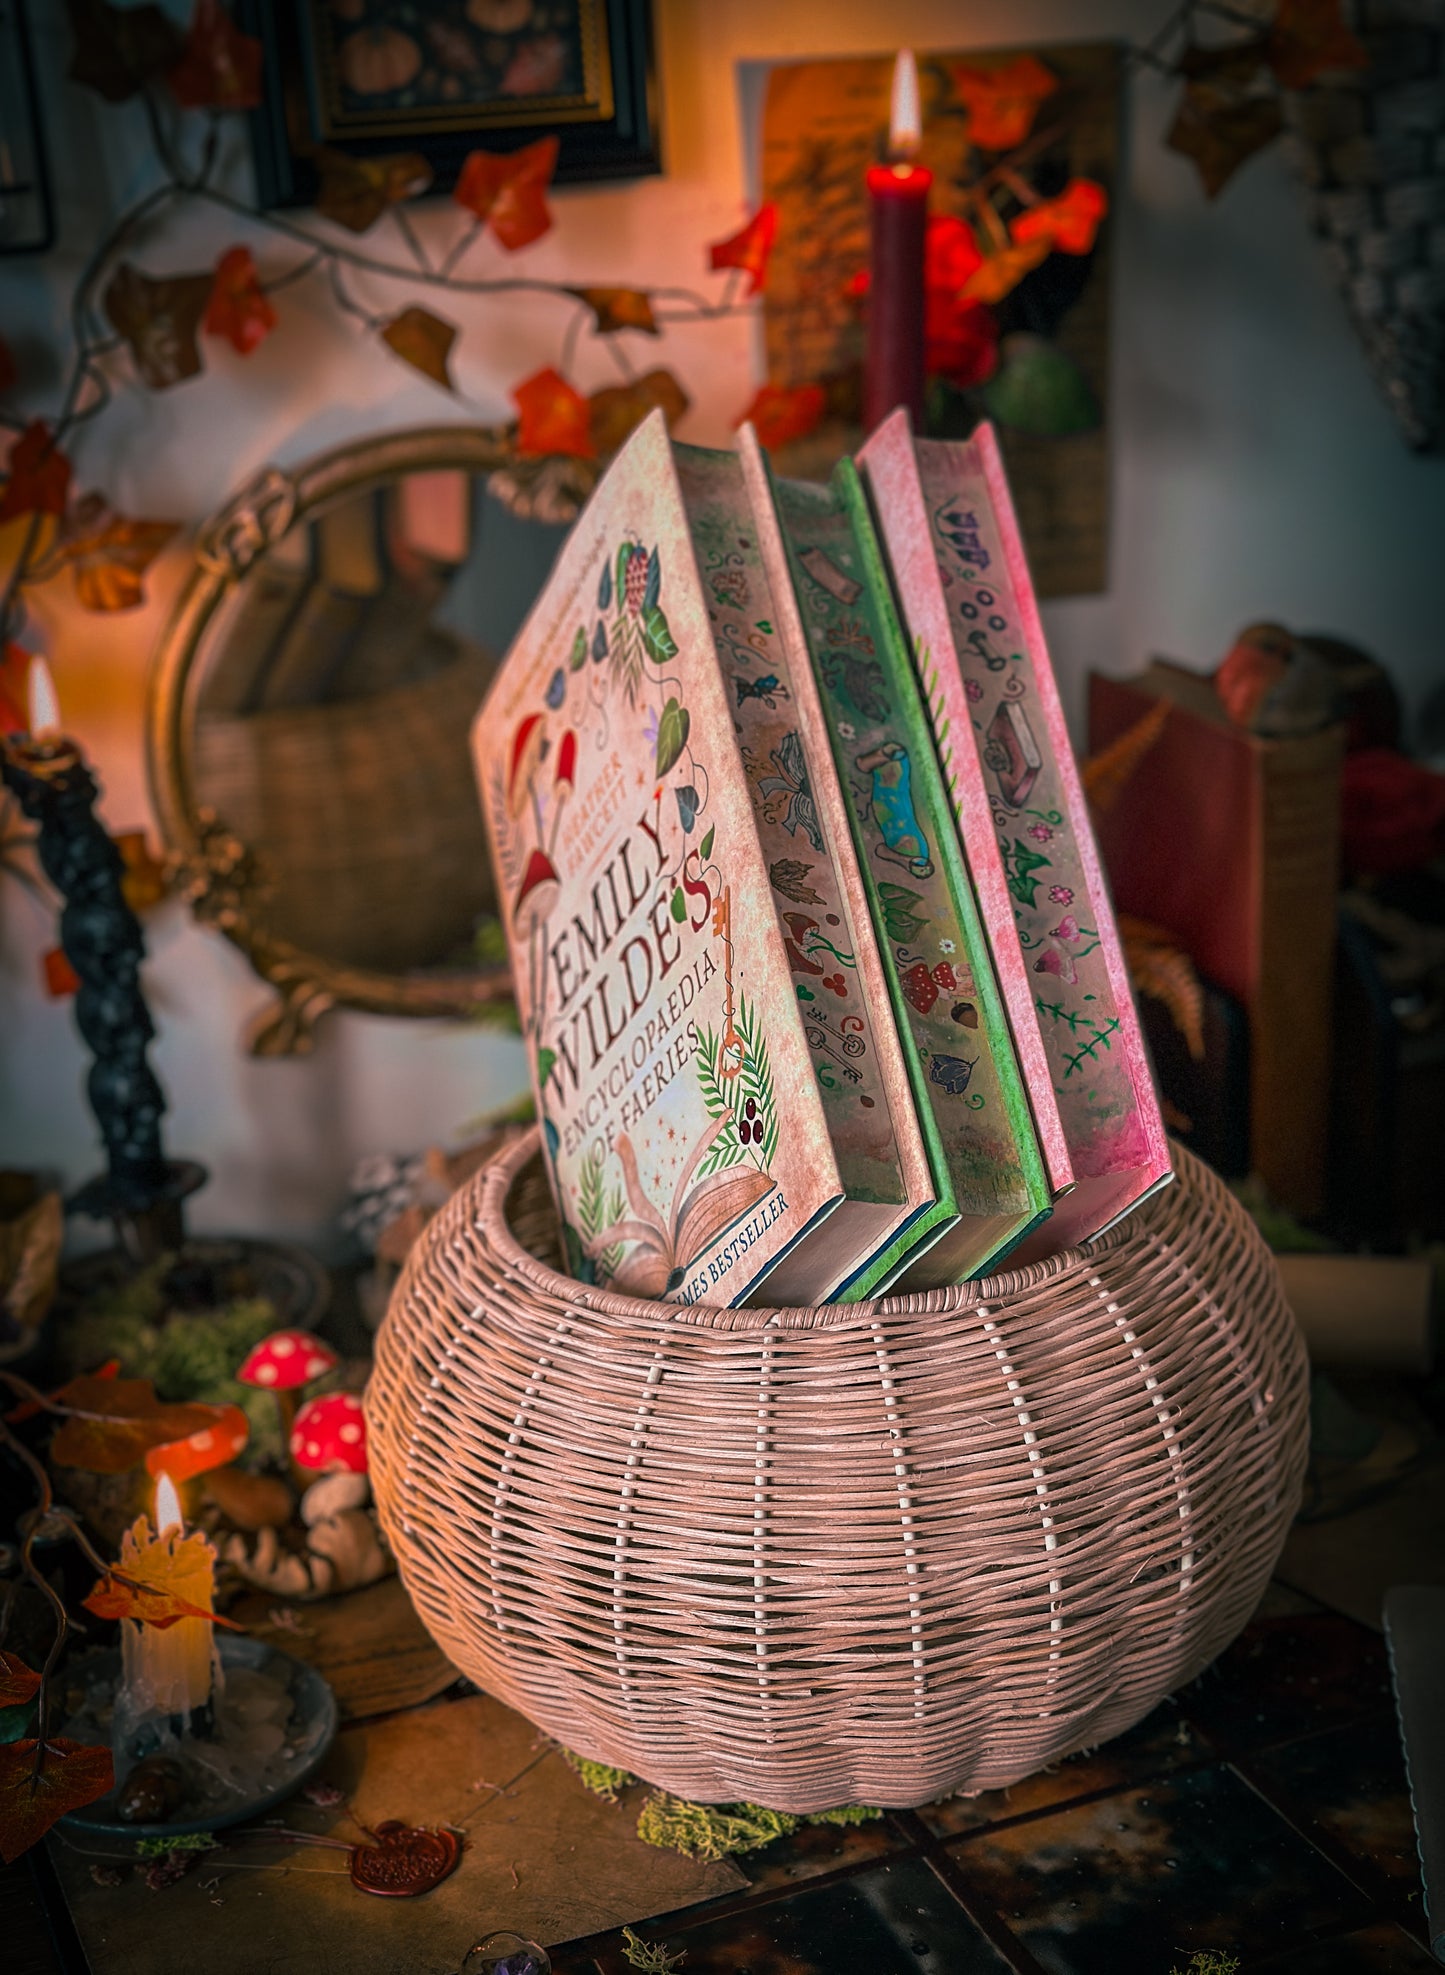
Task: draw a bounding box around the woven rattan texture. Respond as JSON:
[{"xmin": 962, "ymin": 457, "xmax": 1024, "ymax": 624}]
[{"xmin": 369, "ymin": 1132, "xmax": 1308, "ymax": 1811}]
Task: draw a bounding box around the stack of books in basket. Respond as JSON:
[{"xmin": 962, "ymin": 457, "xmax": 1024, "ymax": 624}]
[{"xmin": 474, "ymin": 408, "xmax": 1171, "ymax": 1307}]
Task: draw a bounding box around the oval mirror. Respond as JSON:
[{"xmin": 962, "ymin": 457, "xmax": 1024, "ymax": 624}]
[{"xmin": 148, "ymin": 427, "xmax": 573, "ymax": 1053}]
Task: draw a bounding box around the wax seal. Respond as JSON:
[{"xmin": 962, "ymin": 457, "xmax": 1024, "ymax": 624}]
[{"xmin": 348, "ymin": 1819, "xmax": 462, "ymax": 1897}]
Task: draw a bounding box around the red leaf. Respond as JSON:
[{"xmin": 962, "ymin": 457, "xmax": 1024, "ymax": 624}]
[
  {"xmin": 1010, "ymin": 178, "xmax": 1109, "ymax": 256},
  {"xmin": 380, "ymin": 307, "xmax": 457, "ymax": 390},
  {"xmin": 960, "ymin": 239, "xmax": 1050, "ymax": 306},
  {"xmin": 0, "ymin": 423, "xmax": 72, "ymax": 525},
  {"xmin": 0, "ymin": 1655, "xmax": 41, "ymax": 1709},
  {"xmin": 42, "ymin": 948, "xmax": 80, "ymax": 999},
  {"xmin": 453, "ymin": 137, "xmax": 558, "ymax": 251},
  {"xmin": 103, "ymin": 263, "xmax": 212, "ymax": 390},
  {"xmin": 203, "ymin": 245, "xmax": 276, "ymax": 356},
  {"xmin": 737, "ymin": 383, "xmax": 826, "ymax": 451},
  {"xmin": 166, "ymin": 0, "xmax": 263, "ymax": 110},
  {"xmin": 949, "ymin": 54, "xmax": 1059, "ymax": 152},
  {"xmin": 514, "ymin": 367, "xmax": 594, "ymax": 459},
  {"xmin": 314, "ymin": 149, "xmax": 432, "ymax": 235},
  {"xmin": 1266, "ymin": 0, "xmax": 1368, "ymax": 89},
  {"xmin": 47, "ymin": 1375, "xmax": 250, "ymax": 1475},
  {"xmin": 708, "ymin": 204, "xmax": 779, "ymax": 296},
  {"xmin": 0, "ymin": 1739, "xmax": 114, "ymax": 1863}
]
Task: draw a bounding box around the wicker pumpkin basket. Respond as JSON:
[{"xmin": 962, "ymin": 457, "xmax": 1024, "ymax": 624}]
[{"xmin": 368, "ymin": 1131, "xmax": 1308, "ymax": 1811}]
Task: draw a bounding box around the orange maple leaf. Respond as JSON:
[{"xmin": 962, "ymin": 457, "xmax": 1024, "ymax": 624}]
[
  {"xmin": 0, "ymin": 422, "xmax": 72, "ymax": 525},
  {"xmin": 1011, "ymin": 177, "xmax": 1109, "ymax": 256},
  {"xmin": 453, "ymin": 136, "xmax": 559, "ymax": 251},
  {"xmin": 0, "ymin": 1739, "xmax": 114, "ymax": 1864},
  {"xmin": 950, "ymin": 54, "xmax": 1058, "ymax": 151},
  {"xmin": 514, "ymin": 366, "xmax": 595, "ymax": 458},
  {"xmin": 737, "ymin": 382, "xmax": 826, "ymax": 451},
  {"xmin": 166, "ymin": 0, "xmax": 263, "ymax": 110},
  {"xmin": 708, "ymin": 203, "xmax": 779, "ymax": 296},
  {"xmin": 0, "ymin": 1652, "xmax": 41, "ymax": 1709},
  {"xmin": 204, "ymin": 244, "xmax": 277, "ymax": 356},
  {"xmin": 961, "ymin": 239, "xmax": 1050, "ymax": 306},
  {"xmin": 52, "ymin": 494, "xmax": 178, "ymax": 612},
  {"xmin": 1266, "ymin": 0, "xmax": 1368, "ymax": 88},
  {"xmin": 45, "ymin": 1374, "xmax": 249, "ymax": 1475}
]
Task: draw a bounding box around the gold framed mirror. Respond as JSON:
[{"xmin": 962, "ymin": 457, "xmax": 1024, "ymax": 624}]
[{"xmin": 148, "ymin": 426, "xmax": 575, "ymax": 1054}]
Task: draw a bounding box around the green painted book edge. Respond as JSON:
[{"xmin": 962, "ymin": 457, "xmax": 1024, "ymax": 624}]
[{"xmin": 834, "ymin": 457, "xmax": 1051, "ymax": 1262}]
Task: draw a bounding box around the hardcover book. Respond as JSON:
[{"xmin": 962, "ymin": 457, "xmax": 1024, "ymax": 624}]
[
  {"xmin": 860, "ymin": 412, "xmax": 1172, "ymax": 1246},
  {"xmin": 476, "ymin": 411, "xmax": 919, "ymax": 1307},
  {"xmin": 770, "ymin": 458, "xmax": 1053, "ymax": 1283},
  {"xmin": 676, "ymin": 433, "xmax": 942, "ymax": 1294}
]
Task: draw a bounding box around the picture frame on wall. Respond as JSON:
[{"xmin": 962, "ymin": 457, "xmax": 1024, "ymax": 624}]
[{"xmin": 241, "ymin": 0, "xmax": 660, "ymax": 209}]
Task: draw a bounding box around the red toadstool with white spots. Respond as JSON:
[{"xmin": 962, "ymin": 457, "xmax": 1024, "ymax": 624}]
[
  {"xmin": 237, "ymin": 1328, "xmax": 339, "ymax": 1454},
  {"xmin": 291, "ymin": 1391, "xmax": 368, "ymax": 1476},
  {"xmin": 145, "ymin": 1403, "xmax": 250, "ymax": 1484}
]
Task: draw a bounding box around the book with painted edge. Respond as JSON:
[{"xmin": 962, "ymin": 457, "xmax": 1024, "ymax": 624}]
[
  {"xmin": 770, "ymin": 455, "xmax": 1053, "ymax": 1284},
  {"xmin": 478, "ymin": 409, "xmax": 860, "ymax": 1309},
  {"xmin": 862, "ymin": 410, "xmax": 1171, "ymax": 1247},
  {"xmin": 674, "ymin": 431, "xmax": 944, "ymax": 1297}
]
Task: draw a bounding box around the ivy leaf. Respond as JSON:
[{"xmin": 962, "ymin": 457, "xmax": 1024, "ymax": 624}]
[
  {"xmin": 1266, "ymin": 0, "xmax": 1368, "ymax": 89},
  {"xmin": 568, "ymin": 287, "xmax": 659, "ymax": 336},
  {"xmin": 708, "ymin": 204, "xmax": 779, "ymax": 296},
  {"xmin": 47, "ymin": 1374, "xmax": 247, "ymax": 1475},
  {"xmin": 84, "ymin": 1557, "xmax": 240, "ymax": 1633},
  {"xmin": 315, "ymin": 148, "xmax": 433, "ymax": 235},
  {"xmin": 643, "ymin": 549, "xmax": 661, "ymax": 614},
  {"xmin": 103, "ymin": 263, "xmax": 212, "ymax": 390},
  {"xmin": 700, "ymin": 825, "xmax": 715, "ymax": 862},
  {"xmin": 588, "ymin": 369, "xmax": 690, "ymax": 458},
  {"xmin": 203, "ymin": 245, "xmax": 276, "ymax": 356},
  {"xmin": 569, "ymin": 626, "xmax": 588, "ymax": 672},
  {"xmin": 960, "ymin": 240, "xmax": 1050, "ymax": 306},
  {"xmin": 0, "ymin": 422, "xmax": 72, "ymax": 524},
  {"xmin": 0, "ymin": 1656, "xmax": 41, "ymax": 1710},
  {"xmin": 1166, "ymin": 81, "xmax": 1283, "ymax": 199},
  {"xmin": 65, "ymin": 0, "xmax": 184, "ymax": 104},
  {"xmin": 453, "ymin": 136, "xmax": 559, "ymax": 251},
  {"xmin": 654, "ymin": 697, "xmax": 690, "ymax": 779},
  {"xmin": 642, "ymin": 603, "xmax": 677, "ymax": 666},
  {"xmin": 670, "ymin": 886, "xmax": 686, "ymax": 923},
  {"xmin": 0, "ymin": 1740, "xmax": 115, "ymax": 1863},
  {"xmin": 380, "ymin": 307, "xmax": 457, "ymax": 391},
  {"xmin": 165, "ymin": 0, "xmax": 263, "ymax": 111},
  {"xmin": 513, "ymin": 366, "xmax": 594, "ymax": 458},
  {"xmin": 1010, "ymin": 179, "xmax": 1109, "ymax": 257},
  {"xmin": 737, "ymin": 383, "xmax": 825, "ymax": 451},
  {"xmin": 50, "ymin": 494, "xmax": 177, "ymax": 612}
]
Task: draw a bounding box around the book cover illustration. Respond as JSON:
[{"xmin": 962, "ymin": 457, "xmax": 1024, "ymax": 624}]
[
  {"xmin": 772, "ymin": 461, "xmax": 1052, "ymax": 1282},
  {"xmin": 475, "ymin": 413, "xmax": 844, "ymax": 1307},
  {"xmin": 675, "ymin": 437, "xmax": 942, "ymax": 1294},
  {"xmin": 904, "ymin": 420, "xmax": 1172, "ymax": 1242}
]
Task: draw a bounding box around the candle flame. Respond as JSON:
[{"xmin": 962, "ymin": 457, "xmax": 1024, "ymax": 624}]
[
  {"xmin": 155, "ymin": 1470, "xmax": 182, "ymax": 1536},
  {"xmin": 27, "ymin": 655, "xmax": 61, "ymax": 738},
  {"xmin": 889, "ymin": 49, "xmax": 922, "ymax": 160}
]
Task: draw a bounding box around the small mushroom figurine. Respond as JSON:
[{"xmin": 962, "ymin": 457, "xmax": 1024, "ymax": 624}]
[
  {"xmin": 237, "ymin": 1329, "xmax": 339, "ymax": 1455},
  {"xmin": 223, "ymin": 1392, "xmax": 387, "ymax": 1600}
]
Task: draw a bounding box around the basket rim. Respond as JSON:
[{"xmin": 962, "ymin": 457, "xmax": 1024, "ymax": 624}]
[{"xmin": 472, "ymin": 1126, "xmax": 1183, "ymax": 1333}]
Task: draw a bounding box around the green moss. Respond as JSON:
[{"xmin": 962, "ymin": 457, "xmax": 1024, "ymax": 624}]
[
  {"xmin": 807, "ymin": 1803, "xmax": 884, "ymax": 1827},
  {"xmin": 620, "ymin": 1926, "xmax": 685, "ymax": 1971},
  {"xmin": 560, "ymin": 1748, "xmax": 636, "ymax": 1802},
  {"xmin": 1168, "ymin": 1955, "xmax": 1240, "ymax": 1975},
  {"xmin": 636, "ymin": 1794, "xmax": 797, "ymax": 1862},
  {"xmin": 134, "ymin": 1833, "xmax": 220, "ymax": 1858}
]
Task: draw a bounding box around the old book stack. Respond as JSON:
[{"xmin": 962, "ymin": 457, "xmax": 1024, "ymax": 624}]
[{"xmin": 475, "ymin": 409, "xmax": 1170, "ymax": 1308}]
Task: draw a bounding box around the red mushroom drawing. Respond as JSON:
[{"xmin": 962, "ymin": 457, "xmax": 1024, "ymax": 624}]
[
  {"xmin": 547, "ymin": 729, "xmax": 577, "ymax": 855},
  {"xmin": 290, "ymin": 1391, "xmax": 368, "ymax": 1476},
  {"xmin": 506, "ymin": 711, "xmax": 548, "ymax": 830},
  {"xmin": 513, "ymin": 846, "xmax": 561, "ymax": 939},
  {"xmin": 237, "ymin": 1329, "xmax": 339, "ymax": 1459}
]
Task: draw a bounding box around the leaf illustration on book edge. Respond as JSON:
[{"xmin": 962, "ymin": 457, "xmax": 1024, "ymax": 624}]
[
  {"xmin": 643, "ymin": 549, "xmax": 661, "ymax": 614},
  {"xmin": 643, "ymin": 603, "xmax": 676, "ymax": 665},
  {"xmin": 769, "ymin": 858, "xmax": 822, "ymax": 905},
  {"xmin": 569, "ymin": 625, "xmax": 588, "ymax": 672},
  {"xmin": 700, "ymin": 826, "xmax": 715, "ymax": 863},
  {"xmin": 654, "ymin": 698, "xmax": 689, "ymax": 778}
]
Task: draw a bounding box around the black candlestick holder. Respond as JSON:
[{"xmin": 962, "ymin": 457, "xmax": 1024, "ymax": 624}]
[{"xmin": 2, "ymin": 734, "xmax": 205, "ymax": 1262}]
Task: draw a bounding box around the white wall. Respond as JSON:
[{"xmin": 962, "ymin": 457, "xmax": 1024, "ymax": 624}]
[{"xmin": 2, "ymin": 0, "xmax": 1441, "ymax": 1251}]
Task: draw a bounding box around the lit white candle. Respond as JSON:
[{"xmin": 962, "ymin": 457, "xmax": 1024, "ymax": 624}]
[
  {"xmin": 118, "ymin": 1472, "xmax": 218, "ymax": 1721},
  {"xmin": 26, "ymin": 653, "xmax": 61, "ymax": 738}
]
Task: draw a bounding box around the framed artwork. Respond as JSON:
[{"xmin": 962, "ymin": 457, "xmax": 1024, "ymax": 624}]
[
  {"xmin": 758, "ymin": 44, "xmax": 1119, "ymax": 599},
  {"xmin": 242, "ymin": 0, "xmax": 660, "ymax": 206}
]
